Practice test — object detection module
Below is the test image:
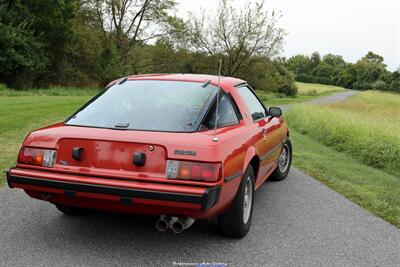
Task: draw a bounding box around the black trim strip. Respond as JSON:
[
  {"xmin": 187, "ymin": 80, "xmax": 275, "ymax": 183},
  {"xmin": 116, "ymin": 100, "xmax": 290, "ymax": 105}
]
[
  {"xmin": 5, "ymin": 170, "xmax": 13, "ymax": 188},
  {"xmin": 260, "ymin": 143, "xmax": 283, "ymax": 161},
  {"xmin": 224, "ymin": 172, "xmax": 243, "ymax": 182},
  {"xmin": 6, "ymin": 172, "xmax": 220, "ymax": 211},
  {"xmin": 234, "ymin": 81, "xmax": 247, "ymax": 87}
]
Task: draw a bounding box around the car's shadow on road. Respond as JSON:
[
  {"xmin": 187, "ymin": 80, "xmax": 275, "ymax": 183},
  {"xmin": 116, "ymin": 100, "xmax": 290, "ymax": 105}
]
[{"xmin": 34, "ymin": 180, "xmax": 277, "ymax": 246}]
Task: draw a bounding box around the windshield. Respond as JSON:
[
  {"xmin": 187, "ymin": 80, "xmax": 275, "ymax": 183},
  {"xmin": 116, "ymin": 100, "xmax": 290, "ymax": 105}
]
[{"xmin": 66, "ymin": 80, "xmax": 218, "ymax": 132}]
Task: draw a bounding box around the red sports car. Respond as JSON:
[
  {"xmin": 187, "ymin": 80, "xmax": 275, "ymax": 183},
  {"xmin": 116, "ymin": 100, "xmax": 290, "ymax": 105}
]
[{"xmin": 6, "ymin": 74, "xmax": 292, "ymax": 237}]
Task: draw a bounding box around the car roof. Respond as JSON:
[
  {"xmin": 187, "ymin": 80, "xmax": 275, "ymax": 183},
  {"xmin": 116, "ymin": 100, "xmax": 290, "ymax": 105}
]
[{"xmin": 110, "ymin": 73, "xmax": 246, "ymax": 89}]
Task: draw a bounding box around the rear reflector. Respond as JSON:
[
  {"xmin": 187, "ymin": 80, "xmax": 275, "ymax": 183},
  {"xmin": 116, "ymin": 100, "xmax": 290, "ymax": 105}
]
[
  {"xmin": 18, "ymin": 147, "xmax": 57, "ymax": 167},
  {"xmin": 166, "ymin": 160, "xmax": 221, "ymax": 182}
]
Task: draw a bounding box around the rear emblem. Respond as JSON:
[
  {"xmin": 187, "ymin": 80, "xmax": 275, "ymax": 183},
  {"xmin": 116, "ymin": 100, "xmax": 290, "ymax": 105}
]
[{"xmin": 174, "ymin": 150, "xmax": 197, "ymax": 156}]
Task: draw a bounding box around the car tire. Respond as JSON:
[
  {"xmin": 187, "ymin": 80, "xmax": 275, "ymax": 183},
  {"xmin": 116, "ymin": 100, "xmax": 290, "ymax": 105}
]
[
  {"xmin": 270, "ymin": 138, "xmax": 292, "ymax": 181},
  {"xmin": 55, "ymin": 204, "xmax": 86, "ymax": 215},
  {"xmin": 218, "ymin": 165, "xmax": 255, "ymax": 238}
]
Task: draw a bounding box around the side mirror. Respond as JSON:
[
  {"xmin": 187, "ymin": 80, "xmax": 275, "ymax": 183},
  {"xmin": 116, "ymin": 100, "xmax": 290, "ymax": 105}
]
[{"xmin": 269, "ymin": 107, "xmax": 282, "ymax": 117}]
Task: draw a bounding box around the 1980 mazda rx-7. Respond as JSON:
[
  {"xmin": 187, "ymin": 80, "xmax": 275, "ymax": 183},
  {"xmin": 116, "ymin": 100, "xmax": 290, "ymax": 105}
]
[{"xmin": 6, "ymin": 74, "xmax": 292, "ymax": 237}]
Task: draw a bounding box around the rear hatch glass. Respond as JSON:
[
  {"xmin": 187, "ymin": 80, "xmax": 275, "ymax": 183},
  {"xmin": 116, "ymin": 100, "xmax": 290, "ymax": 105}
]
[{"xmin": 66, "ymin": 80, "xmax": 218, "ymax": 132}]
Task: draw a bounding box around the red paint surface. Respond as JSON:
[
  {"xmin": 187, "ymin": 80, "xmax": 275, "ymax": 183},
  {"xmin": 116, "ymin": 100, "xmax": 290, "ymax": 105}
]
[{"xmin": 9, "ymin": 74, "xmax": 288, "ymax": 219}]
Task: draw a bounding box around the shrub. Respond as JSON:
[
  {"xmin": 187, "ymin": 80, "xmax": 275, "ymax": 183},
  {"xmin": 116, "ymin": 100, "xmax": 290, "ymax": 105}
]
[
  {"xmin": 371, "ymin": 80, "xmax": 386, "ymax": 90},
  {"xmin": 247, "ymin": 60, "xmax": 298, "ymax": 96}
]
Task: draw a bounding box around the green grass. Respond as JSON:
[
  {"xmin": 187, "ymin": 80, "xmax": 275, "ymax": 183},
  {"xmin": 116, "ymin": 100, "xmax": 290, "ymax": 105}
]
[
  {"xmin": 296, "ymin": 82, "xmax": 345, "ymax": 96},
  {"xmin": 290, "ymin": 129, "xmax": 400, "ymax": 228},
  {"xmin": 0, "ymin": 95, "xmax": 92, "ymax": 178},
  {"xmin": 257, "ymin": 82, "xmax": 346, "ymax": 106},
  {"xmin": 284, "ymin": 89, "xmax": 400, "ymax": 227},
  {"xmin": 0, "ymin": 84, "xmax": 100, "ymax": 97},
  {"xmin": 285, "ymin": 104, "xmax": 400, "ymax": 176},
  {"xmin": 330, "ymin": 90, "xmax": 400, "ymax": 128}
]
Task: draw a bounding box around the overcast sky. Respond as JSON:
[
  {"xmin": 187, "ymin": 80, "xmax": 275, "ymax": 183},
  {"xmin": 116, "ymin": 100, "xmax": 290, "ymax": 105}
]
[{"xmin": 174, "ymin": 0, "xmax": 400, "ymax": 71}]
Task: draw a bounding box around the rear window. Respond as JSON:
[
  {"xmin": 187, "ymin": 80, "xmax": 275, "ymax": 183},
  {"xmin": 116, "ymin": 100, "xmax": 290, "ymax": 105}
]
[{"xmin": 66, "ymin": 80, "xmax": 218, "ymax": 132}]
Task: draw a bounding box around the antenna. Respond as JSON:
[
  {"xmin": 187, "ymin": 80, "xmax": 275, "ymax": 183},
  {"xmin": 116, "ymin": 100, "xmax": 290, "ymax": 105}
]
[{"xmin": 212, "ymin": 59, "xmax": 222, "ymax": 142}]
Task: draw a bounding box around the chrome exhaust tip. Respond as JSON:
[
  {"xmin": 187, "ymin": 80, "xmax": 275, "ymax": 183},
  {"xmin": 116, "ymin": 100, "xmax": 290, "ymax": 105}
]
[
  {"xmin": 155, "ymin": 217, "xmax": 170, "ymax": 232},
  {"xmin": 155, "ymin": 215, "xmax": 179, "ymax": 232},
  {"xmin": 171, "ymin": 217, "xmax": 195, "ymax": 234}
]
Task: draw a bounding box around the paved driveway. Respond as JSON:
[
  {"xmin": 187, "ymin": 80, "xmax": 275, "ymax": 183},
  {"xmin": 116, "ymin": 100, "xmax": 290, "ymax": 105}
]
[{"xmin": 1, "ymin": 168, "xmax": 399, "ymax": 266}]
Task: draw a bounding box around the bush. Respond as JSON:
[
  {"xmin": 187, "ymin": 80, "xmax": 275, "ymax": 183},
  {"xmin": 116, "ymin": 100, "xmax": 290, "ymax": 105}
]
[
  {"xmin": 352, "ymin": 81, "xmax": 372, "ymax": 90},
  {"xmin": 371, "ymin": 80, "xmax": 386, "ymax": 90},
  {"xmin": 251, "ymin": 60, "xmax": 297, "ymax": 96}
]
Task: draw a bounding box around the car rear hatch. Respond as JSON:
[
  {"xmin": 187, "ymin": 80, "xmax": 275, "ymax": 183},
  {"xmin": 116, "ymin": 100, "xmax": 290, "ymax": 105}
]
[{"xmin": 55, "ymin": 138, "xmax": 168, "ymax": 180}]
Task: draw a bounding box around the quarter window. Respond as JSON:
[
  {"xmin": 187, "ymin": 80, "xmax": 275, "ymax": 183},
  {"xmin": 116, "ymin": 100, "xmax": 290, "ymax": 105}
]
[
  {"xmin": 202, "ymin": 94, "xmax": 240, "ymax": 130},
  {"xmin": 237, "ymin": 86, "xmax": 266, "ymax": 121}
]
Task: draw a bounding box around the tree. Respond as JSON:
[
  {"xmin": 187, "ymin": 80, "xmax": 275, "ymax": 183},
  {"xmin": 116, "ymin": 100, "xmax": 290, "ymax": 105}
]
[
  {"xmin": 0, "ymin": 2, "xmax": 52, "ymax": 88},
  {"xmin": 0, "ymin": 0, "xmax": 77, "ymax": 87},
  {"xmin": 311, "ymin": 63, "xmax": 335, "ymax": 80},
  {"xmin": 336, "ymin": 64, "xmax": 356, "ymax": 88},
  {"xmin": 285, "ymin": 54, "xmax": 312, "ymax": 75},
  {"xmin": 362, "ymin": 51, "xmax": 385, "ymax": 65},
  {"xmin": 84, "ymin": 0, "xmax": 175, "ymax": 63},
  {"xmin": 185, "ymin": 0, "xmax": 285, "ymax": 76},
  {"xmin": 310, "ymin": 51, "xmax": 321, "ymax": 69},
  {"xmin": 322, "ymin": 53, "xmax": 346, "ymax": 68}
]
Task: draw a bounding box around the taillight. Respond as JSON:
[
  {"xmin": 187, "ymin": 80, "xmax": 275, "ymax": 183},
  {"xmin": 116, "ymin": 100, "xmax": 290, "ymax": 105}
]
[
  {"xmin": 166, "ymin": 160, "xmax": 221, "ymax": 182},
  {"xmin": 18, "ymin": 147, "xmax": 57, "ymax": 167}
]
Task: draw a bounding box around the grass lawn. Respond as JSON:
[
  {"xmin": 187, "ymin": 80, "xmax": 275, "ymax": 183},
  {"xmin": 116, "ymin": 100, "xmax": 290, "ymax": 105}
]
[
  {"xmin": 290, "ymin": 129, "xmax": 400, "ymax": 228},
  {"xmin": 257, "ymin": 82, "xmax": 346, "ymax": 106},
  {"xmin": 0, "ymin": 95, "xmax": 93, "ymax": 179},
  {"xmin": 295, "ymin": 82, "xmax": 345, "ymax": 96}
]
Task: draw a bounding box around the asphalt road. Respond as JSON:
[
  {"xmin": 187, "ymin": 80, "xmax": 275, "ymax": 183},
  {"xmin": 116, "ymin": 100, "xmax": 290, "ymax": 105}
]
[
  {"xmin": 1, "ymin": 168, "xmax": 399, "ymax": 266},
  {"xmin": 280, "ymin": 89, "xmax": 359, "ymax": 111},
  {"xmin": 1, "ymin": 90, "xmax": 399, "ymax": 266}
]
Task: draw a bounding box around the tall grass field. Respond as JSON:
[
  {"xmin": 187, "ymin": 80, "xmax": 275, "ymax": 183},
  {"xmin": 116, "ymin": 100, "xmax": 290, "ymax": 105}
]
[{"xmin": 285, "ymin": 90, "xmax": 400, "ymax": 176}]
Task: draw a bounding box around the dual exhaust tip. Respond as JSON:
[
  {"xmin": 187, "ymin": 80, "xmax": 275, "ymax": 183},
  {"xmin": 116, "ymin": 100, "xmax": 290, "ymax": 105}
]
[{"xmin": 156, "ymin": 215, "xmax": 195, "ymax": 233}]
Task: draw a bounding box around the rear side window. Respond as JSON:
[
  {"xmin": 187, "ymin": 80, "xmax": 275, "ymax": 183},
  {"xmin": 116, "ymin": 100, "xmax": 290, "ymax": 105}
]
[
  {"xmin": 66, "ymin": 80, "xmax": 218, "ymax": 132},
  {"xmin": 237, "ymin": 86, "xmax": 266, "ymax": 121},
  {"xmin": 202, "ymin": 94, "xmax": 239, "ymax": 130}
]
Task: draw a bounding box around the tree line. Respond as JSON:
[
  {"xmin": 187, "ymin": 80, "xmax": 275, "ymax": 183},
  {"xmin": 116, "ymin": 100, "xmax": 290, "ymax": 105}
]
[
  {"xmin": 1, "ymin": 1, "xmax": 397, "ymax": 95},
  {"xmin": 0, "ymin": 0, "xmax": 298, "ymax": 96},
  {"xmin": 286, "ymin": 51, "xmax": 400, "ymax": 92}
]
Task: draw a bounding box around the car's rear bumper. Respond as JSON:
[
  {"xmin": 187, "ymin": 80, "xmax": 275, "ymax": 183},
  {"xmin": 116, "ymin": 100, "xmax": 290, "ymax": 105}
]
[{"xmin": 6, "ymin": 168, "xmax": 221, "ymax": 213}]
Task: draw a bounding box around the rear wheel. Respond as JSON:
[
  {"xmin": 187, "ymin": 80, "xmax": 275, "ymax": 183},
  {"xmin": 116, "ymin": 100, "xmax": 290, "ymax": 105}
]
[
  {"xmin": 55, "ymin": 204, "xmax": 87, "ymax": 215},
  {"xmin": 218, "ymin": 165, "xmax": 255, "ymax": 238},
  {"xmin": 270, "ymin": 138, "xmax": 292, "ymax": 181}
]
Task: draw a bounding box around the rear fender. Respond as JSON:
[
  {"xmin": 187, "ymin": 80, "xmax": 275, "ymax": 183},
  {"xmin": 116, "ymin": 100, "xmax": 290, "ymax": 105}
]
[{"xmin": 243, "ymin": 146, "xmax": 257, "ymax": 179}]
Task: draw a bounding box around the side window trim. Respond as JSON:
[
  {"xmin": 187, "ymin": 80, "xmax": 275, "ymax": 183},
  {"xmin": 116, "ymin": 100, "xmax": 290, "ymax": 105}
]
[{"xmin": 235, "ymin": 84, "xmax": 269, "ymax": 121}]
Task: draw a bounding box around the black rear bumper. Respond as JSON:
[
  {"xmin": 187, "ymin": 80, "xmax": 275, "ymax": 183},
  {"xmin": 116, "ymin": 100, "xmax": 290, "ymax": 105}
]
[{"xmin": 6, "ymin": 170, "xmax": 221, "ymax": 211}]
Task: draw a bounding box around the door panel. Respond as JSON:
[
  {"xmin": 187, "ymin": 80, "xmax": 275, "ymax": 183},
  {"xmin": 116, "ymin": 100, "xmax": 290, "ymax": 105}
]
[
  {"xmin": 235, "ymin": 85, "xmax": 285, "ymax": 183},
  {"xmin": 255, "ymin": 117, "xmax": 283, "ymax": 181}
]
